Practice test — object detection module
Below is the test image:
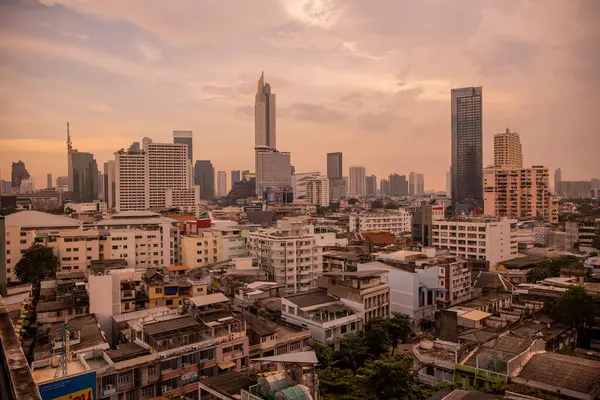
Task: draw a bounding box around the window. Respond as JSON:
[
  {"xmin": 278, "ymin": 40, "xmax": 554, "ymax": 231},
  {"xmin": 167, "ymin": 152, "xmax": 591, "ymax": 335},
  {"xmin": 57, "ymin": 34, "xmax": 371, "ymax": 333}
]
[
  {"xmin": 288, "ymin": 306, "xmax": 295, "ymax": 315},
  {"xmin": 5, "ymin": 250, "xmax": 9, "ymax": 255},
  {"xmin": 117, "ymin": 372, "xmax": 131, "ymax": 384},
  {"xmin": 341, "ymin": 325, "xmax": 347, "ymax": 334},
  {"xmin": 141, "ymin": 386, "xmax": 154, "ymax": 398},
  {"xmin": 154, "ymin": 288, "xmax": 163, "ymax": 294},
  {"xmin": 351, "ymin": 322, "xmax": 356, "ymax": 331},
  {"xmin": 147, "ymin": 365, "xmax": 156, "ymax": 376},
  {"xmin": 20, "ymin": 239, "xmax": 27, "ymax": 244}
]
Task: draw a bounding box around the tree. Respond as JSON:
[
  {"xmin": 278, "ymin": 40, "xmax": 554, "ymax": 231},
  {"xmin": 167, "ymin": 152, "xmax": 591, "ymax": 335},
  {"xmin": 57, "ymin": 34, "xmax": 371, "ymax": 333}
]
[
  {"xmin": 527, "ymin": 255, "xmax": 582, "ymax": 283},
  {"xmin": 318, "ymin": 367, "xmax": 376, "ymax": 400},
  {"xmin": 387, "ymin": 313, "xmax": 413, "ymax": 355},
  {"xmin": 329, "ymin": 201, "xmax": 340, "ymax": 212},
  {"xmin": 384, "ymin": 202, "xmax": 398, "ymax": 209},
  {"xmin": 312, "ymin": 342, "xmax": 333, "ymax": 368},
  {"xmin": 371, "ymin": 200, "xmax": 383, "ymax": 209},
  {"xmin": 14, "ymin": 245, "xmax": 58, "ymax": 284},
  {"xmin": 362, "ymin": 319, "xmax": 393, "ymax": 357},
  {"xmin": 359, "ymin": 356, "xmax": 425, "ymax": 400},
  {"xmin": 551, "ymin": 285, "xmax": 599, "ymax": 344},
  {"xmin": 333, "ymin": 336, "xmax": 373, "ymax": 370},
  {"xmin": 348, "ymin": 198, "xmax": 358, "ymax": 205}
]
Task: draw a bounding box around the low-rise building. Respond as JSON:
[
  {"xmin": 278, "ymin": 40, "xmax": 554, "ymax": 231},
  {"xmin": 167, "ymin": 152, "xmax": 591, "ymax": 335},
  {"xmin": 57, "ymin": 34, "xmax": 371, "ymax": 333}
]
[
  {"xmin": 181, "ymin": 229, "xmax": 224, "ymax": 267},
  {"xmin": 281, "ymin": 290, "xmax": 362, "ymax": 349},
  {"xmin": 349, "ymin": 210, "xmax": 412, "ymax": 235},
  {"xmin": 244, "ymin": 314, "xmax": 312, "ymax": 359},
  {"xmin": 322, "ymin": 251, "xmax": 360, "ymax": 272}
]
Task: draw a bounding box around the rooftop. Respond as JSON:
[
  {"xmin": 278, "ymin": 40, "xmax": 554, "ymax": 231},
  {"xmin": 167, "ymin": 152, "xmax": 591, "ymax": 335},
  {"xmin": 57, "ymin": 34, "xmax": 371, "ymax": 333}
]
[
  {"xmin": 5, "ymin": 210, "xmax": 81, "ymax": 229},
  {"xmin": 323, "ymin": 251, "xmax": 360, "ymax": 261},
  {"xmin": 199, "ymin": 371, "xmax": 256, "ymax": 397},
  {"xmin": 499, "ymin": 256, "xmax": 547, "ymax": 270},
  {"xmin": 516, "ymin": 352, "xmax": 600, "ymax": 396},
  {"xmin": 35, "ymin": 315, "xmax": 107, "ymax": 361},
  {"xmin": 323, "ymin": 270, "xmax": 388, "ymax": 278},
  {"xmin": 105, "ymin": 342, "xmax": 150, "ymax": 362},
  {"xmin": 143, "ymin": 316, "xmax": 202, "ymax": 337},
  {"xmin": 187, "ymin": 292, "xmax": 230, "ymax": 307},
  {"xmin": 284, "ymin": 290, "xmax": 339, "ymax": 308}
]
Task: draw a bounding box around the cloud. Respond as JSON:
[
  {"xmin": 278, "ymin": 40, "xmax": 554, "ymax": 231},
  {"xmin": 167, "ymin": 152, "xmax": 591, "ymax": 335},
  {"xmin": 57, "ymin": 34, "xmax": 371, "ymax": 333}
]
[
  {"xmin": 357, "ymin": 111, "xmax": 406, "ymax": 132},
  {"xmin": 280, "ymin": 103, "xmax": 345, "ymax": 124},
  {"xmin": 135, "ymin": 41, "xmax": 162, "ymax": 62},
  {"xmin": 278, "ymin": 0, "xmax": 340, "ymax": 28},
  {"xmin": 234, "ymin": 105, "xmax": 254, "ymax": 118},
  {"xmin": 339, "ymin": 92, "xmax": 363, "ymax": 108},
  {"xmin": 465, "ymin": 37, "xmax": 539, "ymax": 77},
  {"xmin": 88, "ymin": 103, "xmax": 113, "ymax": 113},
  {"xmin": 61, "ymin": 31, "xmax": 88, "ymax": 40}
]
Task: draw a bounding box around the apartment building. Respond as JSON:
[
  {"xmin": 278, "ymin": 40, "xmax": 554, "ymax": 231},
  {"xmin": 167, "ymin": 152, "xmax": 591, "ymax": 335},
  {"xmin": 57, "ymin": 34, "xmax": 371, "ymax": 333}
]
[
  {"xmin": 558, "ymin": 180, "xmax": 592, "ymax": 199},
  {"xmin": 349, "ymin": 210, "xmax": 411, "ymax": 235},
  {"xmin": 435, "ymin": 256, "xmax": 471, "ymax": 307},
  {"xmin": 115, "ymin": 150, "xmax": 147, "ymax": 211},
  {"xmin": 4, "ymin": 211, "xmax": 82, "ymax": 283},
  {"xmin": 493, "ymin": 128, "xmax": 523, "ymax": 169},
  {"xmin": 181, "ymin": 229, "xmax": 224, "ymax": 267},
  {"xmin": 93, "ymin": 210, "xmax": 181, "ymax": 266},
  {"xmin": 140, "ymin": 268, "xmax": 211, "ymax": 309},
  {"xmin": 220, "ymin": 226, "xmax": 248, "ymax": 260},
  {"xmin": 412, "ymin": 204, "xmax": 445, "ymax": 246},
  {"xmin": 483, "ymin": 165, "xmax": 557, "ymax": 223},
  {"xmin": 247, "ymin": 218, "xmax": 323, "ymax": 294},
  {"xmin": 281, "ymin": 290, "xmax": 363, "ymax": 350},
  {"xmin": 431, "ymin": 217, "xmax": 518, "ymax": 267},
  {"xmin": 244, "ymin": 314, "xmax": 312, "ymax": 359},
  {"xmin": 305, "ymin": 175, "xmax": 330, "ymax": 206},
  {"xmin": 318, "ymin": 270, "xmax": 391, "ymax": 324}
]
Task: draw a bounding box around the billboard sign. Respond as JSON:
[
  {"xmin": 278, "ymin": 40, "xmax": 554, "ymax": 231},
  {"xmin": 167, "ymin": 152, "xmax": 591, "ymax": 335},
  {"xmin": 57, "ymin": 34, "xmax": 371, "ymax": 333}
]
[{"xmin": 38, "ymin": 371, "xmax": 96, "ymax": 400}]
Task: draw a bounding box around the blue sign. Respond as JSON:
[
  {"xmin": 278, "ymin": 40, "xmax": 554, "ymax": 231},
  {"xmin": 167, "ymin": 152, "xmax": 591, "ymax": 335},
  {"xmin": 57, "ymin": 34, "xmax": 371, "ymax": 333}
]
[{"xmin": 38, "ymin": 371, "xmax": 96, "ymax": 400}]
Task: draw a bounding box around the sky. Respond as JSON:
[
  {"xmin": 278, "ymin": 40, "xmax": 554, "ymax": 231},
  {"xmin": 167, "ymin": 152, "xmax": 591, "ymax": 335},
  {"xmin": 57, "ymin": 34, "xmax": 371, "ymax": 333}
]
[{"xmin": 0, "ymin": 0, "xmax": 599, "ymax": 191}]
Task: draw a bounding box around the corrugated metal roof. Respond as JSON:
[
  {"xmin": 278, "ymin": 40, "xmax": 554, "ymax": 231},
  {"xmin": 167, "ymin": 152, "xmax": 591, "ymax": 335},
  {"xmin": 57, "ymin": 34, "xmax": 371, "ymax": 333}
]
[{"xmin": 188, "ymin": 292, "xmax": 229, "ymax": 307}]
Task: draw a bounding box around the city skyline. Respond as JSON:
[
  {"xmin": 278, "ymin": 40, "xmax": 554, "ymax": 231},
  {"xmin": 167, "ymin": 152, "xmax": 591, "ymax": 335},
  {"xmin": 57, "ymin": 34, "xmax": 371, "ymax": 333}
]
[{"xmin": 1, "ymin": 0, "xmax": 598, "ymax": 190}]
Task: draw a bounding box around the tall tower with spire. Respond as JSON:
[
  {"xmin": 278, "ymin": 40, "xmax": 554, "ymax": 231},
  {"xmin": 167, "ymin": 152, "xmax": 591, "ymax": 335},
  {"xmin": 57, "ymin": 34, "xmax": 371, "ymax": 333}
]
[
  {"xmin": 255, "ymin": 71, "xmax": 276, "ymax": 150},
  {"xmin": 67, "ymin": 121, "xmax": 73, "ymax": 191}
]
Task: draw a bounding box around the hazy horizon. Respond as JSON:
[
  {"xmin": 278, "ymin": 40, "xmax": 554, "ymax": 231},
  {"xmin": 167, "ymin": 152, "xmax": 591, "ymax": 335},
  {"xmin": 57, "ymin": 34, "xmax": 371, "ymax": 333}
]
[{"xmin": 1, "ymin": 0, "xmax": 599, "ymax": 190}]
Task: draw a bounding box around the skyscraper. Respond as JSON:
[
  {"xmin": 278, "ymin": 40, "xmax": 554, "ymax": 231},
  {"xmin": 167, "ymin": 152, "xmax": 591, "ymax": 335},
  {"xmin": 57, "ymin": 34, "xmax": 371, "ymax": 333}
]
[
  {"xmin": 71, "ymin": 151, "xmax": 99, "ymax": 202},
  {"xmin": 47, "ymin": 173, "xmax": 52, "ymax": 189},
  {"xmin": 173, "ymin": 130, "xmax": 193, "ymax": 164},
  {"xmin": 103, "ymin": 161, "xmax": 116, "ymax": 209},
  {"xmin": 554, "ymin": 168, "xmax": 562, "ymax": 195},
  {"xmin": 255, "ymin": 72, "xmax": 276, "ymax": 150},
  {"xmin": 451, "ymin": 86, "xmax": 483, "ymax": 210},
  {"xmin": 115, "ymin": 150, "xmax": 147, "ymax": 211},
  {"xmin": 231, "ymin": 170, "xmax": 241, "ymax": 185},
  {"xmin": 195, "ymin": 160, "xmax": 215, "ymax": 201},
  {"xmin": 389, "ymin": 173, "xmax": 408, "ymax": 197},
  {"xmin": 349, "ymin": 166, "xmax": 366, "ymax": 196},
  {"xmin": 494, "ymin": 128, "xmax": 522, "ymax": 169},
  {"xmin": 327, "ymin": 152, "xmax": 343, "ymax": 179},
  {"xmin": 366, "ymin": 175, "xmax": 377, "ymax": 196},
  {"xmin": 409, "ymin": 172, "xmax": 416, "ymax": 196},
  {"xmin": 416, "ymin": 173, "xmax": 424, "ymax": 195},
  {"xmin": 256, "ymin": 149, "xmax": 291, "ymax": 198},
  {"xmin": 11, "ymin": 161, "xmax": 29, "ymax": 188},
  {"xmin": 217, "ymin": 171, "xmax": 227, "ymax": 197},
  {"xmin": 380, "ymin": 179, "xmax": 390, "ymax": 196}
]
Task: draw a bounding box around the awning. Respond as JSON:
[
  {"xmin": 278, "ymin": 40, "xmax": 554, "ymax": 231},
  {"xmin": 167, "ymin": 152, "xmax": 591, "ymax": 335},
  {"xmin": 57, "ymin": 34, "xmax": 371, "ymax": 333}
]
[{"xmin": 218, "ymin": 360, "xmax": 236, "ymax": 370}]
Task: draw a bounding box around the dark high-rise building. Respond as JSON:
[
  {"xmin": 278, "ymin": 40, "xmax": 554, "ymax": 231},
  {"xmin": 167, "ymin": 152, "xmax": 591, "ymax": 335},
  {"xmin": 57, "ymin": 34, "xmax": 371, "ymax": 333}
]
[
  {"xmin": 327, "ymin": 152, "xmax": 343, "ymax": 179},
  {"xmin": 255, "ymin": 72, "xmax": 276, "ymax": 150},
  {"xmin": 11, "ymin": 160, "xmax": 30, "ymax": 188},
  {"xmin": 380, "ymin": 179, "xmax": 390, "ymax": 196},
  {"xmin": 71, "ymin": 151, "xmax": 99, "ymax": 201},
  {"xmin": 389, "ymin": 173, "xmax": 408, "ymax": 197},
  {"xmin": 451, "ymin": 87, "xmax": 483, "ymax": 210},
  {"xmin": 173, "ymin": 131, "xmax": 193, "ymax": 164},
  {"xmin": 47, "ymin": 173, "xmax": 53, "ymax": 189},
  {"xmin": 128, "ymin": 142, "xmax": 140, "ymax": 153},
  {"xmin": 231, "ymin": 170, "xmax": 241, "ymax": 185},
  {"xmin": 366, "ymin": 175, "xmax": 377, "ymax": 196},
  {"xmin": 195, "ymin": 160, "xmax": 215, "ymax": 200}
]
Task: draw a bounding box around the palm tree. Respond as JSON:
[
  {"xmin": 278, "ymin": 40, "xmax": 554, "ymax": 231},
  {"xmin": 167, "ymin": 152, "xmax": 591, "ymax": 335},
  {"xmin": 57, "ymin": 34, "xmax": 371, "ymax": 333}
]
[{"xmin": 333, "ymin": 336, "xmax": 374, "ymax": 370}]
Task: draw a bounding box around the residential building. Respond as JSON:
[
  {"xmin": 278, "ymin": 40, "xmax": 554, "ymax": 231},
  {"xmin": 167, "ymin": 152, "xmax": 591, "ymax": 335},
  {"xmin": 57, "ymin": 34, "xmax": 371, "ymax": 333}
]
[
  {"xmin": 412, "ymin": 204, "xmax": 445, "ymax": 246},
  {"xmin": 409, "ymin": 172, "xmax": 425, "ymax": 196},
  {"xmin": 451, "ymin": 86, "xmax": 483, "ymax": 210},
  {"xmin": 64, "ymin": 201, "xmax": 107, "ymax": 214},
  {"xmin": 327, "ymin": 152, "xmax": 343, "ymax": 179},
  {"xmin": 11, "ymin": 160, "xmax": 30, "ymax": 188},
  {"xmin": 173, "ymin": 130, "xmax": 193, "ymax": 164},
  {"xmin": 349, "ymin": 166, "xmax": 366, "ymax": 196},
  {"xmin": 483, "ymin": 165, "xmax": 558, "ymax": 223},
  {"xmin": 115, "ymin": 150, "xmax": 148, "ymax": 211},
  {"xmin": 217, "ymin": 171, "xmax": 228, "ymax": 198},
  {"xmin": 93, "ymin": 210, "xmax": 181, "ymax": 267},
  {"xmin": 566, "ymin": 220, "xmax": 598, "ymax": 248},
  {"xmin": 494, "ymin": 128, "xmax": 523, "ymax": 169},
  {"xmin": 359, "ymin": 251, "xmax": 439, "ymax": 323},
  {"xmin": 4, "ymin": 211, "xmax": 82, "ymax": 283},
  {"xmin": 255, "ymin": 71, "xmax": 276, "ymax": 150},
  {"xmin": 436, "ymin": 256, "xmax": 471, "ymax": 307},
  {"xmin": 281, "ymin": 290, "xmax": 363, "ymax": 349},
  {"xmin": 558, "ymin": 180, "xmax": 592, "ymax": 199},
  {"xmin": 329, "ymin": 178, "xmax": 346, "ymax": 202},
  {"xmin": 389, "ymin": 173, "xmax": 408, "ymax": 197},
  {"xmin": 323, "ymin": 251, "xmax": 360, "ymax": 273},
  {"xmin": 46, "ymin": 173, "xmax": 52, "ymax": 189},
  {"xmin": 71, "ymin": 151, "xmax": 99, "ymax": 202},
  {"xmin": 103, "ymin": 160, "xmax": 116, "ymax": 209},
  {"xmin": 431, "ymin": 217, "xmax": 518, "ymax": 267},
  {"xmin": 245, "ymin": 314, "xmax": 312, "ymax": 359},
  {"xmin": 291, "ymin": 172, "xmax": 321, "ymax": 200},
  {"xmin": 305, "ymin": 176, "xmax": 329, "ymax": 206},
  {"xmin": 380, "ymin": 179, "xmax": 390, "ymax": 196},
  {"xmin": 195, "ymin": 160, "xmax": 215, "ymax": 201},
  {"xmin": 181, "ymin": 229, "xmax": 224, "ymax": 267},
  {"xmin": 220, "ymin": 226, "xmax": 249, "ymax": 260},
  {"xmin": 255, "ymin": 148, "xmax": 291, "ymax": 199},
  {"xmin": 318, "ymin": 270, "xmax": 391, "ymax": 324},
  {"xmin": 366, "ymin": 175, "xmax": 377, "ymax": 196},
  {"xmin": 247, "ymin": 218, "xmax": 323, "ymax": 294},
  {"xmin": 349, "ymin": 210, "xmax": 412, "ymax": 235}
]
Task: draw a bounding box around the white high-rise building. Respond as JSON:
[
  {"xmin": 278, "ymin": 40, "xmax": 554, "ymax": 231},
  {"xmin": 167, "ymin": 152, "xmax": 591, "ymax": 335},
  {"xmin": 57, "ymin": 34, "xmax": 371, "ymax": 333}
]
[
  {"xmin": 494, "ymin": 128, "xmax": 522, "ymax": 169},
  {"xmin": 305, "ymin": 176, "xmax": 330, "ymax": 206},
  {"xmin": 292, "ymin": 172, "xmax": 321, "ymax": 200},
  {"xmin": 349, "ymin": 166, "xmax": 366, "ymax": 196},
  {"xmin": 247, "ymin": 218, "xmax": 323, "ymax": 294},
  {"xmin": 217, "ymin": 171, "xmax": 228, "ymax": 197},
  {"xmin": 255, "ymin": 72, "xmax": 276, "ymax": 150},
  {"xmin": 115, "ymin": 138, "xmax": 197, "ymax": 212},
  {"xmin": 256, "ymin": 148, "xmax": 291, "ymax": 199},
  {"xmin": 409, "ymin": 172, "xmax": 425, "ymax": 196}
]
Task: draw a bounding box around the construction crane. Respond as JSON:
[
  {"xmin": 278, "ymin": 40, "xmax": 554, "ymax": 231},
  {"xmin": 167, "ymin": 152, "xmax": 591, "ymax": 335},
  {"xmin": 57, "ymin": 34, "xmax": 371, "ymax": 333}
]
[{"xmin": 54, "ymin": 316, "xmax": 71, "ymax": 378}]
